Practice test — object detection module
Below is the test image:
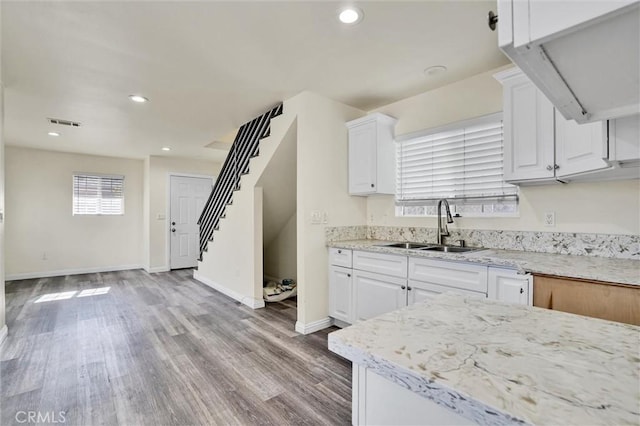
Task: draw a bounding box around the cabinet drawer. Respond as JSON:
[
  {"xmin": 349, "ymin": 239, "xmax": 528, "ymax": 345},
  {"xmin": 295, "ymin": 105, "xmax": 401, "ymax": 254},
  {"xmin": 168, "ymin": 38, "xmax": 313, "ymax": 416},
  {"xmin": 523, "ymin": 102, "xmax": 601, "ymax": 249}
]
[
  {"xmin": 408, "ymin": 280, "xmax": 487, "ymax": 305},
  {"xmin": 329, "ymin": 248, "xmax": 352, "ymax": 268},
  {"xmin": 408, "ymin": 258, "xmax": 488, "ymax": 293},
  {"xmin": 353, "ymin": 251, "xmax": 408, "ymax": 278}
]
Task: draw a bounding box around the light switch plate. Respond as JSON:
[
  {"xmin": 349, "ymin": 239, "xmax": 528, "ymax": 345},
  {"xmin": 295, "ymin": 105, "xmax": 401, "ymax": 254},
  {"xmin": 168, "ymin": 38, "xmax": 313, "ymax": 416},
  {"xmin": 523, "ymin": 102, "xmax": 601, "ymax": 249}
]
[{"xmin": 157, "ymin": 214, "xmax": 166, "ymax": 220}]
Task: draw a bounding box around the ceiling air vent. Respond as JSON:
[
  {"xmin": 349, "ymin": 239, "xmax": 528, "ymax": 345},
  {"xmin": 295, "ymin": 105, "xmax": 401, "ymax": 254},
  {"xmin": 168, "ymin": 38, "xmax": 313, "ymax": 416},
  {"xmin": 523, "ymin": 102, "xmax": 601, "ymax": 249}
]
[{"xmin": 47, "ymin": 118, "xmax": 81, "ymax": 127}]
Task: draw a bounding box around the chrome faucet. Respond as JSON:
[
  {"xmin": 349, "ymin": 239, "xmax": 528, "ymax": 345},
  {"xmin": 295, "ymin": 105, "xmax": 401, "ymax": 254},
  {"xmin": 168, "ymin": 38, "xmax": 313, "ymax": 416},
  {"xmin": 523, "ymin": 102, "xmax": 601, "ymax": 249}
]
[{"xmin": 437, "ymin": 199, "xmax": 454, "ymax": 245}]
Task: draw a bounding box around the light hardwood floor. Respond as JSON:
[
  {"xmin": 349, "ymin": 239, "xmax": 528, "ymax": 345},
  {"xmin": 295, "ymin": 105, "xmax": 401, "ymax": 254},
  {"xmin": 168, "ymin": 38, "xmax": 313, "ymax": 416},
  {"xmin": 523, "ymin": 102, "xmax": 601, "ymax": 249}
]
[{"xmin": 0, "ymin": 269, "xmax": 351, "ymax": 425}]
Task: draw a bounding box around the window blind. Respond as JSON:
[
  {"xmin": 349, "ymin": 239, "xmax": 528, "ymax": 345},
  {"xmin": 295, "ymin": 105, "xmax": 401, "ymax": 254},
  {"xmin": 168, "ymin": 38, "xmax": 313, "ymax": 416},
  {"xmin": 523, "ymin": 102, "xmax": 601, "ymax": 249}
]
[
  {"xmin": 73, "ymin": 174, "xmax": 124, "ymax": 215},
  {"xmin": 396, "ymin": 113, "xmax": 517, "ymax": 206}
]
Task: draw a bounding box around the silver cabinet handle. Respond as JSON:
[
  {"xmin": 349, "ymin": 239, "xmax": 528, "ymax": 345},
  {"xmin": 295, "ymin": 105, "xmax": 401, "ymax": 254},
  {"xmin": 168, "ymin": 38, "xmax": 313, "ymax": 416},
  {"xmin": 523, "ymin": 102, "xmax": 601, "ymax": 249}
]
[
  {"xmin": 171, "ymin": 228, "xmax": 176, "ymax": 233},
  {"xmin": 407, "ymin": 286, "xmax": 412, "ymax": 291},
  {"xmin": 546, "ymin": 165, "xmax": 553, "ymax": 171},
  {"xmin": 520, "ymin": 287, "xmax": 524, "ymax": 294},
  {"xmin": 338, "ymin": 250, "xmax": 342, "ymax": 254},
  {"xmin": 401, "ymin": 285, "xmax": 406, "ymax": 290}
]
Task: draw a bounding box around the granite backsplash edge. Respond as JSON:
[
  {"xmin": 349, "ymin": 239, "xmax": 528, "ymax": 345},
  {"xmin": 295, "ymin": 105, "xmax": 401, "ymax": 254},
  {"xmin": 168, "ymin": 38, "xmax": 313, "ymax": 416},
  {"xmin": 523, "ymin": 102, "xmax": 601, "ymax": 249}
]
[{"xmin": 325, "ymin": 225, "xmax": 639, "ymax": 260}]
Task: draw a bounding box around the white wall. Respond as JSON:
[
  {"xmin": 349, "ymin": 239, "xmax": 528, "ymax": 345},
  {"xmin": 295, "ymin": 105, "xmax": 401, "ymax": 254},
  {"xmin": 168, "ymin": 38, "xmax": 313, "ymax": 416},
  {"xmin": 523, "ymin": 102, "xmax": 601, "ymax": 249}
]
[
  {"xmin": 287, "ymin": 92, "xmax": 368, "ymax": 326},
  {"xmin": 369, "ymin": 67, "xmax": 640, "ymax": 236},
  {"xmin": 5, "ymin": 147, "xmax": 144, "ymax": 278},
  {"xmin": 146, "ymin": 156, "xmax": 220, "ymax": 271},
  {"xmin": 0, "ymin": 13, "xmax": 6, "ymax": 334}
]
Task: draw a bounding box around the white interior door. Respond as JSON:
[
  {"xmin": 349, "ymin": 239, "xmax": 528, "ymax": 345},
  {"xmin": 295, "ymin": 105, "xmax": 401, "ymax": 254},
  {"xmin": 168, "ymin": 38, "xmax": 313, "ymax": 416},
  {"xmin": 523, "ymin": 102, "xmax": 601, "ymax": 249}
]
[{"xmin": 170, "ymin": 175, "xmax": 213, "ymax": 269}]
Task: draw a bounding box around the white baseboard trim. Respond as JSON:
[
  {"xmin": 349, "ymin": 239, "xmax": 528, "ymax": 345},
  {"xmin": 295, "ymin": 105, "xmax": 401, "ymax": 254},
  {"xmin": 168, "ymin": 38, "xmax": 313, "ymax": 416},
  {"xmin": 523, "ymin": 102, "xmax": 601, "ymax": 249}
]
[
  {"xmin": 6, "ymin": 264, "xmax": 143, "ymax": 281},
  {"xmin": 295, "ymin": 317, "xmax": 332, "ymax": 335},
  {"xmin": 0, "ymin": 325, "xmax": 8, "ymax": 346},
  {"xmin": 193, "ymin": 271, "xmax": 265, "ymax": 309},
  {"xmin": 145, "ymin": 266, "xmax": 170, "ymax": 274}
]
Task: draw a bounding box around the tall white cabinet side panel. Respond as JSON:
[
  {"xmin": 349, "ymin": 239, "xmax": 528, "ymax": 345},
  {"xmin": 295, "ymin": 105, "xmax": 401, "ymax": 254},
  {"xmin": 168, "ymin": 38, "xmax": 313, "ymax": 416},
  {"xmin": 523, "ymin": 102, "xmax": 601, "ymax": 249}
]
[
  {"xmin": 328, "ymin": 265, "xmax": 354, "ymax": 323},
  {"xmin": 375, "ymin": 120, "xmax": 397, "ymax": 194},
  {"xmin": 353, "ymin": 270, "xmax": 406, "ymax": 322},
  {"xmin": 349, "ymin": 122, "xmax": 377, "ymax": 194},
  {"xmin": 555, "ymin": 111, "xmax": 609, "ymax": 177}
]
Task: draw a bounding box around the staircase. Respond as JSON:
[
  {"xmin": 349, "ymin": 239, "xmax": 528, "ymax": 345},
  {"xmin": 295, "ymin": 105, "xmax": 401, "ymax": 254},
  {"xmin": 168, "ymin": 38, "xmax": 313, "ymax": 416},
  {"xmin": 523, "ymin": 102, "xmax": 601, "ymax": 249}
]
[{"xmin": 198, "ymin": 103, "xmax": 283, "ymax": 260}]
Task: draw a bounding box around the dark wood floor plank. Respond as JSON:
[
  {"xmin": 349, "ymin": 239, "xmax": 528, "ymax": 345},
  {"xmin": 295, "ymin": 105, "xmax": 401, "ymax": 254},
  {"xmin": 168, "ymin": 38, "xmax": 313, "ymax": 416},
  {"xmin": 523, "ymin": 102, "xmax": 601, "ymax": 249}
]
[{"xmin": 0, "ymin": 269, "xmax": 351, "ymax": 425}]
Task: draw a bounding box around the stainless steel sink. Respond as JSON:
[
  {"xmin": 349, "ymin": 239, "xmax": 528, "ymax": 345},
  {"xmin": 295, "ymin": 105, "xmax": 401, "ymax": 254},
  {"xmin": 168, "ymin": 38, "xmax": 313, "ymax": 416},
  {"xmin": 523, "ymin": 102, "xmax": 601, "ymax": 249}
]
[
  {"xmin": 377, "ymin": 242, "xmax": 435, "ymax": 250},
  {"xmin": 420, "ymin": 246, "xmax": 483, "ymax": 253}
]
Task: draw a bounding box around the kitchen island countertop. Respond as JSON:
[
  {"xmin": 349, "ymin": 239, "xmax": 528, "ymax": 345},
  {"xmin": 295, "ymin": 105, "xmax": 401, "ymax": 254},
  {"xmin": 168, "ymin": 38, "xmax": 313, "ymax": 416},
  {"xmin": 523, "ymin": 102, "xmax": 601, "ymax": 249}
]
[{"xmin": 328, "ymin": 293, "xmax": 640, "ymax": 425}]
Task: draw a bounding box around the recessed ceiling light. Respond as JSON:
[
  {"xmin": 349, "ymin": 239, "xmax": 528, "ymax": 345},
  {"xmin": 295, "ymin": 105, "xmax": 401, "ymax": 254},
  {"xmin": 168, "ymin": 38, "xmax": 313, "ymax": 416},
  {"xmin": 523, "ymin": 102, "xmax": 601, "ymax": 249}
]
[
  {"xmin": 339, "ymin": 7, "xmax": 363, "ymax": 24},
  {"xmin": 424, "ymin": 65, "xmax": 448, "ymax": 77},
  {"xmin": 129, "ymin": 95, "xmax": 149, "ymax": 103},
  {"xmin": 48, "ymin": 131, "xmax": 60, "ymax": 137},
  {"xmin": 161, "ymin": 147, "xmax": 171, "ymax": 151}
]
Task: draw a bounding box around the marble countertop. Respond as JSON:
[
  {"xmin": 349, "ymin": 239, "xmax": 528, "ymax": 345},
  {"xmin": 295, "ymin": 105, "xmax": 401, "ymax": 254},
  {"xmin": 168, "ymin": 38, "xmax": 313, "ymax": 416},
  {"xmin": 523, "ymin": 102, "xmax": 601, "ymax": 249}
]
[
  {"xmin": 328, "ymin": 293, "xmax": 640, "ymax": 425},
  {"xmin": 327, "ymin": 239, "xmax": 640, "ymax": 286}
]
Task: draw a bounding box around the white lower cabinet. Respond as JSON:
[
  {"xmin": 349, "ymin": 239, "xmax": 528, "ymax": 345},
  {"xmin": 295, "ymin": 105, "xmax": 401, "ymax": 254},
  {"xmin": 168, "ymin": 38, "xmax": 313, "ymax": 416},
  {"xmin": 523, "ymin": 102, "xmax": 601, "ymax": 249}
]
[
  {"xmin": 328, "ymin": 265, "xmax": 354, "ymax": 323},
  {"xmin": 353, "ymin": 270, "xmax": 407, "ymax": 321},
  {"xmin": 488, "ymin": 267, "xmax": 532, "ymax": 305},
  {"xmin": 353, "ymin": 366, "xmax": 474, "ymax": 426},
  {"xmin": 328, "ymin": 249, "xmax": 534, "ymax": 326}
]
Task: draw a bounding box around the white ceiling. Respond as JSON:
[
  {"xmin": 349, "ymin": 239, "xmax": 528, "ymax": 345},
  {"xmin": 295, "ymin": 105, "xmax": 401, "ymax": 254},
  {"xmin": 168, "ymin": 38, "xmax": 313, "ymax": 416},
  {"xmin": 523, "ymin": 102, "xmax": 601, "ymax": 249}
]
[{"xmin": 2, "ymin": 1, "xmax": 509, "ymax": 161}]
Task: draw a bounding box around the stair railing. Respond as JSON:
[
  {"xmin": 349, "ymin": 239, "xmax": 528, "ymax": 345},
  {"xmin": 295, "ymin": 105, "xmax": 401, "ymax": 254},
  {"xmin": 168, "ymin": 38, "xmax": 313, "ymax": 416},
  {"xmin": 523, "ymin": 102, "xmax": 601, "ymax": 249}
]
[{"xmin": 197, "ymin": 103, "xmax": 283, "ymax": 259}]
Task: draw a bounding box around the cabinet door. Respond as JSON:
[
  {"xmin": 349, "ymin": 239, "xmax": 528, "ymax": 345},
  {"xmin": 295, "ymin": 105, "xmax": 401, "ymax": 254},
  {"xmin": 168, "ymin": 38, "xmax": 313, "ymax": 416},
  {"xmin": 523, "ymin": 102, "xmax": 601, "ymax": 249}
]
[
  {"xmin": 329, "ymin": 266, "xmax": 353, "ymax": 323},
  {"xmin": 353, "ymin": 270, "xmax": 406, "ymax": 322},
  {"xmin": 503, "ymin": 73, "xmax": 556, "ymax": 182},
  {"xmin": 555, "ymin": 110, "xmax": 609, "ymax": 178},
  {"xmin": 408, "ymin": 280, "xmax": 486, "ymax": 305},
  {"xmin": 488, "ymin": 268, "xmax": 532, "ymax": 306},
  {"xmin": 348, "ymin": 122, "xmax": 377, "ymax": 195}
]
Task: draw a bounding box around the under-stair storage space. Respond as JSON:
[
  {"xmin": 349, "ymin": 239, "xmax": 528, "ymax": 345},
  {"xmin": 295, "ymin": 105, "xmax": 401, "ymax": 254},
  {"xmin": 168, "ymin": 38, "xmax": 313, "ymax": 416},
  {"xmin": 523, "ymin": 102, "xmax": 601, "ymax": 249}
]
[{"xmin": 346, "ymin": 113, "xmax": 398, "ymax": 196}]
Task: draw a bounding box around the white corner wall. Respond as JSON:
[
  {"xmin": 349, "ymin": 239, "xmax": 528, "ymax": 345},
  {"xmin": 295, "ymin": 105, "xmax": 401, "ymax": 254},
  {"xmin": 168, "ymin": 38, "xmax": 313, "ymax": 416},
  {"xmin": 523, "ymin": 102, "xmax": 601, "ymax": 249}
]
[
  {"xmin": 369, "ymin": 66, "xmax": 640, "ymax": 236},
  {"xmin": 5, "ymin": 147, "xmax": 144, "ymax": 279},
  {"xmin": 0, "ymin": 24, "xmax": 6, "ymax": 336},
  {"xmin": 286, "ymin": 92, "xmax": 368, "ymax": 328},
  {"xmin": 146, "ymin": 156, "xmax": 221, "ymax": 272}
]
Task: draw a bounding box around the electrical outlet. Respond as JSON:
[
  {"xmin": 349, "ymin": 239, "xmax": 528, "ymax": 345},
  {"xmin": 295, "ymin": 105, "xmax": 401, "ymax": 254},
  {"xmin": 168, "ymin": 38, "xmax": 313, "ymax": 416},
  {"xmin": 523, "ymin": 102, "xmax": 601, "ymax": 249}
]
[
  {"xmin": 544, "ymin": 211, "xmax": 556, "ymax": 227},
  {"xmin": 310, "ymin": 211, "xmax": 322, "ymax": 225},
  {"xmin": 42, "ymin": 252, "xmax": 48, "ymax": 261},
  {"xmin": 321, "ymin": 211, "xmax": 328, "ymax": 224}
]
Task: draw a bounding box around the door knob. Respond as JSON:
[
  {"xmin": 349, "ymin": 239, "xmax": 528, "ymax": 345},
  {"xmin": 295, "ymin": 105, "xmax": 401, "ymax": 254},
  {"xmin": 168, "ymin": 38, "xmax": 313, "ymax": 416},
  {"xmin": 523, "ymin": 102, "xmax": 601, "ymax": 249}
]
[{"xmin": 171, "ymin": 228, "xmax": 176, "ymax": 233}]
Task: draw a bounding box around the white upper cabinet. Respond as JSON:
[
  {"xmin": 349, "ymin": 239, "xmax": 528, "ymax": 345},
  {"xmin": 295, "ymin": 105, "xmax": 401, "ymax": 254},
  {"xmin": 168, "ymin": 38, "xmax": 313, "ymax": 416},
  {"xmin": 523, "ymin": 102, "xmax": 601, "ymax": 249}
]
[
  {"xmin": 346, "ymin": 113, "xmax": 397, "ymax": 196},
  {"xmin": 555, "ymin": 110, "xmax": 609, "ymax": 177},
  {"xmin": 502, "ymin": 70, "xmax": 555, "ymax": 182},
  {"xmin": 496, "ymin": 68, "xmax": 639, "ymax": 184},
  {"xmin": 498, "ymin": 0, "xmax": 640, "ymax": 124}
]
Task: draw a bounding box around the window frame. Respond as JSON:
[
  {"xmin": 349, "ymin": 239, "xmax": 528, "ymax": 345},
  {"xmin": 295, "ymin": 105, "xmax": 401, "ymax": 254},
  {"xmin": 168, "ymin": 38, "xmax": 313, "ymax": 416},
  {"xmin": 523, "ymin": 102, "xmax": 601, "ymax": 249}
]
[
  {"xmin": 72, "ymin": 173, "xmax": 125, "ymax": 216},
  {"xmin": 395, "ymin": 112, "xmax": 518, "ymax": 218}
]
